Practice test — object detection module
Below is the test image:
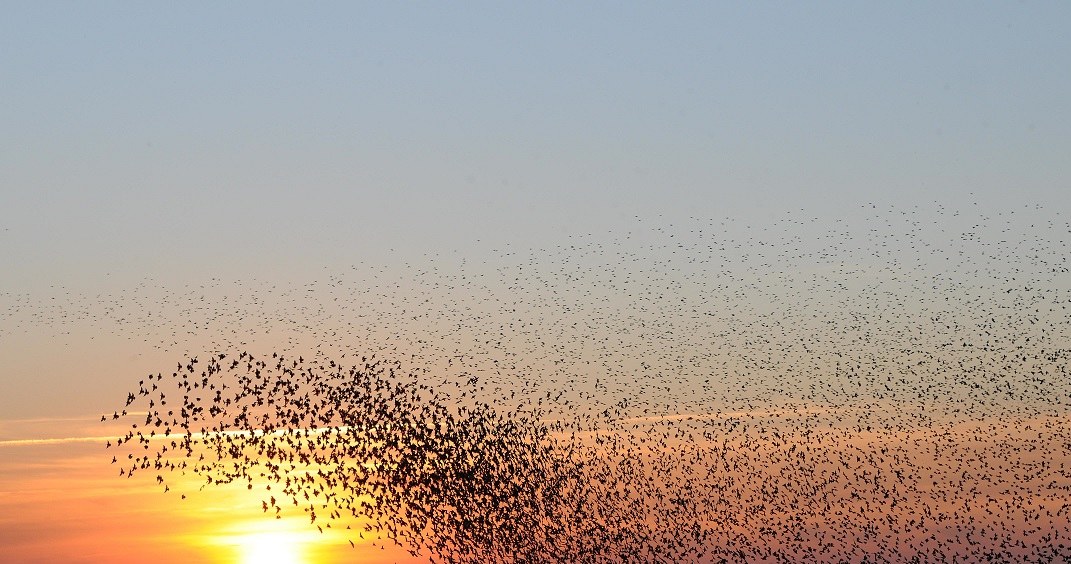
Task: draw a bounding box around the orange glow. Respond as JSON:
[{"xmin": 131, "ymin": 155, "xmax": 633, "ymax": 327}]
[
  {"xmin": 208, "ymin": 521, "xmax": 313, "ymax": 564},
  {"xmin": 0, "ymin": 419, "xmax": 426, "ymax": 564},
  {"xmin": 4, "ymin": 411, "xmax": 1070, "ymax": 562}
]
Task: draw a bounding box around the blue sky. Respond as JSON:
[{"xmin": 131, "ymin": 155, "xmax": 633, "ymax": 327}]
[
  {"xmin": 4, "ymin": 8, "xmax": 1071, "ymax": 561},
  {"xmin": 2, "ymin": 2, "xmax": 1069, "ymax": 288}
]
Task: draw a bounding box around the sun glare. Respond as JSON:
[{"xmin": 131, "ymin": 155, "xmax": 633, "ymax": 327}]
[
  {"xmin": 237, "ymin": 531, "xmax": 306, "ymax": 564},
  {"xmin": 204, "ymin": 517, "xmax": 319, "ymax": 564}
]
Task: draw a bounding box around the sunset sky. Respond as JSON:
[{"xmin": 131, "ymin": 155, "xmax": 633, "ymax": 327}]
[{"xmin": 2, "ymin": 3, "xmax": 1070, "ymax": 563}]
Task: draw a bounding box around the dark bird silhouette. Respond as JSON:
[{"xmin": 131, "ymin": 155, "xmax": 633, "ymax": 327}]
[{"xmin": 90, "ymin": 203, "xmax": 1071, "ymax": 563}]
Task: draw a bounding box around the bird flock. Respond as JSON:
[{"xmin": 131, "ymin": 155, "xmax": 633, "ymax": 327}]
[{"xmin": 87, "ymin": 204, "xmax": 1071, "ymax": 561}]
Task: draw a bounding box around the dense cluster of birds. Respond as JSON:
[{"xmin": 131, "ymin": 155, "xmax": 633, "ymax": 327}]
[
  {"xmin": 44, "ymin": 203, "xmax": 1071, "ymax": 561},
  {"xmin": 110, "ymin": 351, "xmax": 723, "ymax": 562}
]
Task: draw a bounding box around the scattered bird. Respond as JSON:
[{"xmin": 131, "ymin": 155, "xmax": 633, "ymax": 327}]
[{"xmin": 54, "ymin": 203, "xmax": 1071, "ymax": 562}]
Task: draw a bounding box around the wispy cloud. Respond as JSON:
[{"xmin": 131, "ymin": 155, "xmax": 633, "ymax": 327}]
[{"xmin": 0, "ymin": 435, "xmax": 113, "ymax": 447}]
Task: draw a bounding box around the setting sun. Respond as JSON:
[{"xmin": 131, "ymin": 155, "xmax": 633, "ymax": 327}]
[
  {"xmin": 3, "ymin": 3, "xmax": 1071, "ymax": 561},
  {"xmin": 237, "ymin": 532, "xmax": 305, "ymax": 564},
  {"xmin": 204, "ymin": 519, "xmax": 318, "ymax": 564}
]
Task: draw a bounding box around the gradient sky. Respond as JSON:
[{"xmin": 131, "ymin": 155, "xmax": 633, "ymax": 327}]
[
  {"xmin": 3, "ymin": 2, "xmax": 1069, "ymax": 290},
  {"xmin": 3, "ymin": 3, "xmax": 1071, "ymax": 563}
]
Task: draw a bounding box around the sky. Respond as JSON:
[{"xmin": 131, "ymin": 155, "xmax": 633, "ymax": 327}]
[
  {"xmin": 2, "ymin": 3, "xmax": 1071, "ymax": 563},
  {"xmin": 2, "ymin": 2, "xmax": 1069, "ymax": 289}
]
